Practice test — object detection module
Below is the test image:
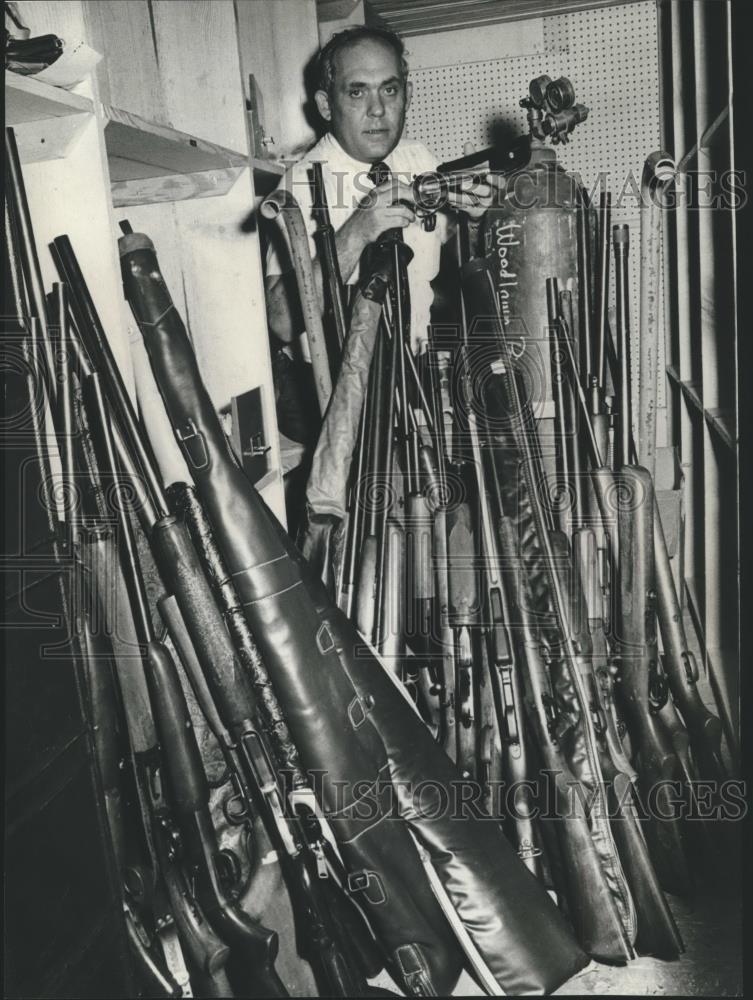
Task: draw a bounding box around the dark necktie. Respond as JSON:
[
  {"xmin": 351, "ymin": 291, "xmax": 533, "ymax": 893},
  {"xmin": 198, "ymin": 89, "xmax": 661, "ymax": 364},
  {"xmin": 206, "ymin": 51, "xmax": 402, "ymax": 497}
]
[
  {"xmin": 367, "ymin": 160, "xmax": 403, "ymax": 244},
  {"xmin": 367, "ymin": 160, "xmax": 391, "ymax": 188}
]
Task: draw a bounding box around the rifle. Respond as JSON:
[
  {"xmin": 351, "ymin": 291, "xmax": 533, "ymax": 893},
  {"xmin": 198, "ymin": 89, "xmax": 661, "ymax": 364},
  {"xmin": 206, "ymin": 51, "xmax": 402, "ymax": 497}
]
[
  {"xmin": 309, "ymin": 160, "xmax": 347, "ymax": 374},
  {"xmin": 565, "ymin": 530, "xmax": 683, "ymax": 957},
  {"xmin": 55, "ymin": 233, "xmax": 394, "ymax": 997},
  {"xmin": 459, "ymin": 342, "xmax": 545, "ymax": 875},
  {"xmin": 551, "ymin": 268, "xmax": 698, "ymax": 902},
  {"xmin": 261, "ymin": 189, "xmax": 332, "ymax": 415},
  {"xmin": 611, "ymin": 223, "xmax": 696, "ymax": 895},
  {"xmin": 416, "ymin": 346, "xmax": 457, "ymax": 755},
  {"xmin": 52, "ymin": 235, "xmax": 288, "ymax": 995},
  {"xmin": 83, "ymin": 365, "xmax": 276, "ymax": 997},
  {"xmin": 4, "ymin": 128, "xmax": 55, "ymax": 402},
  {"xmin": 462, "ymin": 257, "xmax": 635, "ymax": 963},
  {"xmin": 4, "ymin": 147, "xmax": 207, "ymax": 994},
  {"xmin": 300, "ymin": 255, "xmax": 387, "ymax": 590},
  {"xmin": 74, "ymin": 366, "xmax": 234, "ymax": 995},
  {"xmin": 118, "ymin": 227, "xmax": 473, "ymax": 998}
]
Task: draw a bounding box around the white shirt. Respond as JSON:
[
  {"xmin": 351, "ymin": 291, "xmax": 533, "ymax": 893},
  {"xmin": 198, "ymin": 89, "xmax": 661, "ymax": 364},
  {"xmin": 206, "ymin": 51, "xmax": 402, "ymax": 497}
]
[{"xmin": 265, "ymin": 132, "xmax": 447, "ymax": 354}]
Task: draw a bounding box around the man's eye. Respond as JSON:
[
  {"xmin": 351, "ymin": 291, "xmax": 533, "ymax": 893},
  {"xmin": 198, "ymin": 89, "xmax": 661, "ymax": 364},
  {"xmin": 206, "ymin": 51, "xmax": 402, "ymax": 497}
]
[
  {"xmin": 383, "ymin": 86, "xmax": 398, "ymax": 96},
  {"xmin": 349, "ymin": 89, "xmax": 363, "ymax": 98}
]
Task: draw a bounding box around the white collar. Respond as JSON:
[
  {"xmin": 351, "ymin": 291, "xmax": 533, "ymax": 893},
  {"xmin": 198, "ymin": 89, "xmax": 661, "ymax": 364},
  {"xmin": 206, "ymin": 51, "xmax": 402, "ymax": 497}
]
[{"xmin": 316, "ymin": 131, "xmax": 400, "ymax": 178}]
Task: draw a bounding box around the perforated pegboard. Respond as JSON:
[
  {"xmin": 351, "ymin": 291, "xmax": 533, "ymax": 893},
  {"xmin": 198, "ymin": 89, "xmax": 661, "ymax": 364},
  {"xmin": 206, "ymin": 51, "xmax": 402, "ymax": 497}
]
[{"xmin": 405, "ymin": 0, "xmax": 666, "ymax": 430}]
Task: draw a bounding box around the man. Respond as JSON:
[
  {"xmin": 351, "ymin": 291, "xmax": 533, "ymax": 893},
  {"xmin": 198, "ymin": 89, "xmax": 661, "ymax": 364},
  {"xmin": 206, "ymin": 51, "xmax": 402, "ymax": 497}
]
[{"xmin": 265, "ymin": 24, "xmax": 493, "ymax": 363}]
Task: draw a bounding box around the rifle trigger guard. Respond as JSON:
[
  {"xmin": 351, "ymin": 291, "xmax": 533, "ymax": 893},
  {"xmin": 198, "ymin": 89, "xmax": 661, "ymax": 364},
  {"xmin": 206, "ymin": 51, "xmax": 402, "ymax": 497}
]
[
  {"xmin": 682, "ymin": 649, "xmax": 699, "ymax": 685},
  {"xmin": 648, "ymin": 659, "xmax": 669, "ymax": 715},
  {"xmin": 176, "ymin": 418, "xmax": 209, "ymax": 471}
]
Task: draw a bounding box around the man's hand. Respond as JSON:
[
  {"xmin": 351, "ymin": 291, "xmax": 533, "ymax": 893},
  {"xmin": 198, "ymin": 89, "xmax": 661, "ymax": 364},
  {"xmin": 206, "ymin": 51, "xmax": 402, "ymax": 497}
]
[
  {"xmin": 445, "ymin": 171, "xmax": 507, "ymax": 219},
  {"xmin": 444, "ymin": 142, "xmax": 507, "ymax": 219},
  {"xmin": 352, "ymin": 177, "xmax": 417, "ymax": 242}
]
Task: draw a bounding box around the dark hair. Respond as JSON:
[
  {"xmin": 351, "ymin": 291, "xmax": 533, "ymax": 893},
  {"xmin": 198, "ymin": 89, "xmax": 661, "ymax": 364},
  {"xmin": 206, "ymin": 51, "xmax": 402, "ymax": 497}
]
[{"xmin": 316, "ymin": 26, "xmax": 409, "ymax": 97}]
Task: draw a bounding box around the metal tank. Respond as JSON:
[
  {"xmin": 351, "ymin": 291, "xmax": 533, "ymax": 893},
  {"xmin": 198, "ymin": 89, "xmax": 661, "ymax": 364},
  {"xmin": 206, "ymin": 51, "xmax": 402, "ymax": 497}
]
[{"xmin": 481, "ymin": 77, "xmax": 589, "ymax": 479}]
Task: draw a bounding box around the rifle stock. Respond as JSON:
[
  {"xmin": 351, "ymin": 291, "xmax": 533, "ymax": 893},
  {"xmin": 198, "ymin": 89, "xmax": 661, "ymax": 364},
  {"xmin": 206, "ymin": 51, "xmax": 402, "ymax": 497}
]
[
  {"xmin": 616, "ymin": 464, "xmax": 691, "ymax": 895},
  {"xmin": 496, "ymin": 517, "xmax": 632, "ymax": 962}
]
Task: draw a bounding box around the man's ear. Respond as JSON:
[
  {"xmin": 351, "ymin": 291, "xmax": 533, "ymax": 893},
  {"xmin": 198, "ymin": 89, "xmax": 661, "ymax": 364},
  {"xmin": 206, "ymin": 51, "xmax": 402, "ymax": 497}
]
[
  {"xmin": 405, "ymin": 80, "xmax": 413, "ymax": 110},
  {"xmin": 314, "ymin": 89, "xmax": 332, "ymax": 122}
]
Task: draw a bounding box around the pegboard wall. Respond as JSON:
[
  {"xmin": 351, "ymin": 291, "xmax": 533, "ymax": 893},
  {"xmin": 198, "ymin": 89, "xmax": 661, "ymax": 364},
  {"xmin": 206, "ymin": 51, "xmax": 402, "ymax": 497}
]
[{"xmin": 406, "ymin": 1, "xmax": 666, "ymax": 430}]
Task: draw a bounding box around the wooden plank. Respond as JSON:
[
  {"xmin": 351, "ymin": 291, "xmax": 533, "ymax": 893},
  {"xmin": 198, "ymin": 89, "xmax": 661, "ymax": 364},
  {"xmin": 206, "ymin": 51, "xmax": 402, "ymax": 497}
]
[
  {"xmin": 21, "ymin": 113, "xmax": 138, "ymax": 400},
  {"xmin": 11, "ymin": 113, "xmax": 90, "ymax": 164},
  {"xmin": 111, "ymin": 167, "xmax": 245, "ymax": 208},
  {"xmin": 150, "ymin": 0, "xmax": 248, "ymax": 151},
  {"xmin": 11, "ymin": 1, "xmax": 87, "ymax": 42},
  {"xmin": 103, "ymin": 105, "xmax": 246, "ymax": 182},
  {"xmin": 5, "ymin": 71, "xmax": 93, "ymax": 124},
  {"xmin": 235, "ymin": 0, "xmax": 320, "ymax": 158},
  {"xmin": 82, "ymin": 0, "xmax": 168, "ymax": 124}
]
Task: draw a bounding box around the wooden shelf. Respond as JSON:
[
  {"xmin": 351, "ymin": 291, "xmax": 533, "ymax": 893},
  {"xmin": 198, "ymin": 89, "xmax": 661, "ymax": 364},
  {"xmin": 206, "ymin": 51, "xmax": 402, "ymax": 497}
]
[
  {"xmin": 6, "ymin": 71, "xmax": 93, "ymax": 163},
  {"xmin": 5, "ymin": 70, "xmax": 93, "ymax": 124},
  {"xmin": 103, "ymin": 104, "xmax": 248, "ymax": 207},
  {"xmin": 251, "ymin": 157, "xmax": 285, "ymax": 197}
]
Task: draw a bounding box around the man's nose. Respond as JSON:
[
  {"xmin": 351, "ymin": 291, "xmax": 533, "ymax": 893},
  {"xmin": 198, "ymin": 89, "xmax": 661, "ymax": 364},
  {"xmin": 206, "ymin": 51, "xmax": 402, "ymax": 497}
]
[{"xmin": 367, "ymin": 93, "xmax": 385, "ymax": 117}]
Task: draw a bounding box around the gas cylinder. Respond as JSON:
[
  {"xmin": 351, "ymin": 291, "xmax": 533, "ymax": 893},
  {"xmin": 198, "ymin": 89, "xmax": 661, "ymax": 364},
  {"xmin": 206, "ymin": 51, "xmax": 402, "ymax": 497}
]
[{"xmin": 481, "ymin": 78, "xmax": 588, "ymax": 480}]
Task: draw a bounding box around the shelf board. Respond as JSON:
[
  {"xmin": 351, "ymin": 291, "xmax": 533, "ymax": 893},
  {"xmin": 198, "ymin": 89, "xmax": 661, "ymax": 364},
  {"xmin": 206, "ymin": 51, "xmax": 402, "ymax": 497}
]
[
  {"xmin": 103, "ymin": 105, "xmax": 251, "ymax": 207},
  {"xmin": 251, "ymin": 157, "xmax": 285, "ymax": 197},
  {"xmin": 103, "ymin": 105, "xmax": 246, "ymax": 181},
  {"xmin": 5, "ymin": 70, "xmax": 93, "ymax": 124},
  {"xmin": 6, "ymin": 71, "xmax": 93, "ymax": 163},
  {"xmin": 251, "ymin": 158, "xmax": 285, "ymax": 180}
]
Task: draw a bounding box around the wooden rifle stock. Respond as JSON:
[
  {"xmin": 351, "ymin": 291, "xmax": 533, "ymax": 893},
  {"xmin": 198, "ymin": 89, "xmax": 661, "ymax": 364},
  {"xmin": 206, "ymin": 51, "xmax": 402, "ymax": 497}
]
[
  {"xmin": 615, "ymin": 465, "xmax": 691, "ymax": 895},
  {"xmin": 463, "ymin": 259, "xmax": 634, "ymax": 962},
  {"xmin": 81, "ymin": 372, "xmax": 236, "ymax": 995},
  {"xmin": 261, "ymin": 189, "xmax": 332, "ymax": 414},
  {"xmin": 496, "ymin": 516, "xmax": 633, "ymax": 962},
  {"xmin": 461, "ymin": 345, "xmax": 544, "ymax": 876}
]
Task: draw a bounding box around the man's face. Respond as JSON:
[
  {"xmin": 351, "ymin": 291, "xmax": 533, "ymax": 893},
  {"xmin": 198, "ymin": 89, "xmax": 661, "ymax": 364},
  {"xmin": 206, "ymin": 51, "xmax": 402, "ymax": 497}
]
[{"xmin": 315, "ymin": 38, "xmax": 411, "ymax": 163}]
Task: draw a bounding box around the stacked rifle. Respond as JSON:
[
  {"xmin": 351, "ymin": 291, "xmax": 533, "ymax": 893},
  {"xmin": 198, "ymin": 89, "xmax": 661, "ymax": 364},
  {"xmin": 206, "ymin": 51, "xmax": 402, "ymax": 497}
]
[
  {"xmin": 294, "ymin": 154, "xmax": 739, "ymax": 967},
  {"xmin": 4, "ymin": 124, "xmax": 591, "ymax": 997}
]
